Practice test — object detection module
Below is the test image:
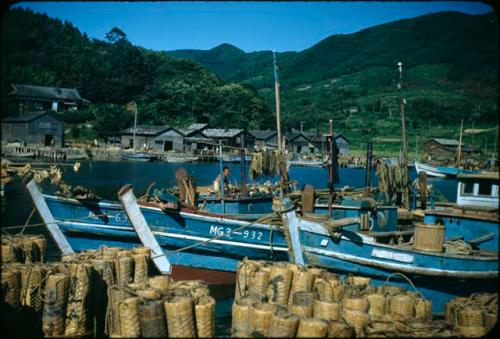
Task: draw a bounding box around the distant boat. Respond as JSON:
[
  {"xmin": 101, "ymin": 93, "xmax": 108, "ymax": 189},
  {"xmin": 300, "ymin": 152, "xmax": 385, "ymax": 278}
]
[
  {"xmin": 414, "ymin": 161, "xmax": 479, "ymax": 178},
  {"xmin": 9, "ymin": 150, "xmax": 35, "ymax": 158},
  {"xmin": 166, "ymin": 155, "xmax": 199, "ymax": 163},
  {"xmin": 120, "ymin": 151, "xmax": 157, "ymax": 162},
  {"xmin": 287, "ymin": 158, "xmax": 326, "ymax": 168},
  {"xmin": 218, "ymin": 155, "xmax": 252, "ymax": 163}
]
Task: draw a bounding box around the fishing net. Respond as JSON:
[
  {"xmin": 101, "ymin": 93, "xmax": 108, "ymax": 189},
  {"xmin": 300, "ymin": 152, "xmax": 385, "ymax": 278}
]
[
  {"xmin": 249, "ymin": 302, "xmax": 275, "ymax": 337},
  {"xmin": 42, "ymin": 273, "xmax": 70, "ymax": 337},
  {"xmin": 296, "ymin": 317, "xmax": 328, "ymax": 338},
  {"xmin": 194, "ymin": 295, "xmax": 215, "ymax": 338},
  {"xmin": 313, "ymin": 299, "xmax": 341, "ymax": 321},
  {"xmin": 266, "ymin": 262, "xmax": 293, "ymax": 304},
  {"xmin": 139, "ymin": 298, "xmax": 167, "ymax": 338},
  {"xmin": 118, "ymin": 297, "xmax": 141, "ymax": 337},
  {"xmin": 267, "ymin": 305, "xmax": 300, "ymax": 337},
  {"xmin": 164, "ymin": 295, "xmax": 196, "ymax": 338}
]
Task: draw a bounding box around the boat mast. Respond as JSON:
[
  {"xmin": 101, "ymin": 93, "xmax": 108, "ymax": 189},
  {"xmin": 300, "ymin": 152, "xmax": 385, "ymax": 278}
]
[
  {"xmin": 327, "ymin": 119, "xmax": 334, "ymax": 216},
  {"xmin": 133, "ymin": 102, "xmax": 138, "ymax": 152},
  {"xmin": 397, "ymin": 62, "xmax": 409, "ymax": 209},
  {"xmin": 273, "ymin": 50, "xmax": 286, "ymax": 198},
  {"xmin": 457, "ymin": 119, "xmax": 464, "ymax": 167},
  {"xmin": 273, "ymin": 50, "xmax": 282, "ymax": 152}
]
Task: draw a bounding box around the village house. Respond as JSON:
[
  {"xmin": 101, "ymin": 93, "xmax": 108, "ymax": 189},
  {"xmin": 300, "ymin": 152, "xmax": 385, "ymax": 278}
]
[
  {"xmin": 247, "ymin": 130, "xmax": 278, "ymax": 151},
  {"xmin": 285, "ymin": 132, "xmax": 320, "ymax": 155},
  {"xmin": 308, "ymin": 133, "xmax": 351, "ymax": 155},
  {"xmin": 120, "ymin": 125, "xmax": 184, "ymax": 152},
  {"xmin": 424, "ymin": 138, "xmax": 480, "ymax": 160},
  {"xmin": 9, "ymin": 83, "xmax": 90, "ymax": 113},
  {"xmin": 179, "ymin": 123, "xmax": 214, "ymax": 152},
  {"xmin": 1, "ymin": 111, "xmax": 64, "ymax": 147},
  {"xmin": 201, "ymin": 129, "xmax": 246, "ymax": 152}
]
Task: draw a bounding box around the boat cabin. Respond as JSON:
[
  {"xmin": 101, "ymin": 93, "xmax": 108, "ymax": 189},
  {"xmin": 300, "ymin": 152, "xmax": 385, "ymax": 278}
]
[{"xmin": 456, "ymin": 172, "xmax": 499, "ymax": 208}]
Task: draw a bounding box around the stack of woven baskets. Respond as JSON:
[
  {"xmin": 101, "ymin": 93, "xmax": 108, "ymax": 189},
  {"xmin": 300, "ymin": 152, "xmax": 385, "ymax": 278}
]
[
  {"xmin": 1, "ymin": 240, "xmax": 217, "ymax": 338},
  {"xmin": 445, "ymin": 293, "xmax": 498, "ymax": 337},
  {"xmin": 2, "ymin": 234, "xmax": 46, "ymax": 264},
  {"xmin": 231, "ymin": 259, "xmax": 463, "ymax": 338}
]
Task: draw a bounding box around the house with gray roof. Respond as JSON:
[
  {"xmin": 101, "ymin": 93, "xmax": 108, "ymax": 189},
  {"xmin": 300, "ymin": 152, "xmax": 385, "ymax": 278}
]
[
  {"xmin": 1, "ymin": 111, "xmax": 64, "ymax": 147},
  {"xmin": 285, "ymin": 132, "xmax": 320, "ymax": 155},
  {"xmin": 120, "ymin": 125, "xmax": 184, "ymax": 152},
  {"xmin": 308, "ymin": 132, "xmax": 350, "ymax": 155},
  {"xmin": 248, "ymin": 130, "xmax": 278, "ymax": 150},
  {"xmin": 201, "ymin": 128, "xmax": 245, "ymax": 149},
  {"xmin": 9, "ymin": 84, "xmax": 90, "ymax": 113},
  {"xmin": 424, "ymin": 138, "xmax": 479, "ymax": 159}
]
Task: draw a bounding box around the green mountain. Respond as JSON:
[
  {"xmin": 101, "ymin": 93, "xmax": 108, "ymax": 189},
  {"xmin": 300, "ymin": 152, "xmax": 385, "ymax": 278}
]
[
  {"xmin": 0, "ymin": 8, "xmax": 273, "ymax": 135},
  {"xmin": 168, "ymin": 11, "xmax": 498, "ymax": 150}
]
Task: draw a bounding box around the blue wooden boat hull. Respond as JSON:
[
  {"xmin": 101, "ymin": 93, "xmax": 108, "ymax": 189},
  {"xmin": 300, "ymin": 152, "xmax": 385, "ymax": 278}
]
[
  {"xmin": 424, "ymin": 211, "xmax": 498, "ymax": 252},
  {"xmin": 198, "ymin": 196, "xmax": 273, "ymax": 216},
  {"xmin": 298, "ymin": 227, "xmax": 497, "ymax": 314},
  {"xmin": 44, "ymin": 194, "xmax": 288, "ymax": 272}
]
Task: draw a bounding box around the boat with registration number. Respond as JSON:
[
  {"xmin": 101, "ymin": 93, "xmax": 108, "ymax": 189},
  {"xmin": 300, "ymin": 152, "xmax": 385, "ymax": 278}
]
[{"xmin": 281, "ymin": 198, "xmax": 498, "ymax": 314}]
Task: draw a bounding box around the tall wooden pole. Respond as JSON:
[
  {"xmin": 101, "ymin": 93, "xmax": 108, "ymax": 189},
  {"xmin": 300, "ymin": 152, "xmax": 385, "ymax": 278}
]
[
  {"xmin": 398, "ymin": 62, "xmax": 409, "ymax": 209},
  {"xmin": 327, "ymin": 119, "xmax": 334, "ymax": 216},
  {"xmin": 133, "ymin": 104, "xmax": 138, "ymax": 151},
  {"xmin": 273, "ymin": 50, "xmax": 286, "ymax": 198},
  {"xmin": 273, "ymin": 51, "xmax": 282, "ymax": 152},
  {"xmin": 457, "ymin": 119, "xmax": 464, "ymax": 167},
  {"xmin": 240, "ymin": 134, "xmax": 247, "ymax": 197}
]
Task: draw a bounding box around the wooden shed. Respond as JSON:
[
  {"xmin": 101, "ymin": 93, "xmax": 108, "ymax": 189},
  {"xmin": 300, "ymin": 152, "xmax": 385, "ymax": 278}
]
[
  {"xmin": 248, "ymin": 130, "xmax": 278, "ymax": 151},
  {"xmin": 308, "ymin": 133, "xmax": 350, "ymax": 155},
  {"xmin": 424, "ymin": 138, "xmax": 479, "ymax": 159},
  {"xmin": 285, "ymin": 132, "xmax": 319, "ymax": 155},
  {"xmin": 9, "ymin": 83, "xmax": 90, "ymax": 113},
  {"xmin": 120, "ymin": 125, "xmax": 184, "ymax": 152},
  {"xmin": 1, "ymin": 111, "xmax": 64, "ymax": 147}
]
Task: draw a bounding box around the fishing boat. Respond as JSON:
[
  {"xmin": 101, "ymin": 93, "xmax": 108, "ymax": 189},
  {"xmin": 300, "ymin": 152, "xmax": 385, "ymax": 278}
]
[
  {"xmin": 23, "ymin": 175, "xmax": 289, "ymax": 274},
  {"xmin": 120, "ymin": 150, "xmax": 158, "ymax": 161},
  {"xmin": 287, "ymin": 159, "xmax": 326, "ymax": 167},
  {"xmin": 218, "ymin": 154, "xmax": 252, "ymax": 163},
  {"xmin": 165, "ymin": 154, "xmax": 199, "ymax": 163},
  {"xmin": 423, "ymin": 172, "xmax": 499, "ymax": 252},
  {"xmin": 281, "ymin": 198, "xmax": 498, "ymax": 314},
  {"xmin": 414, "ymin": 161, "xmax": 479, "ymax": 178}
]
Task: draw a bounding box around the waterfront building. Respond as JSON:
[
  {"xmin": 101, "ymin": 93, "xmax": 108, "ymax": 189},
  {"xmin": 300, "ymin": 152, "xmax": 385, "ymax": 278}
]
[
  {"xmin": 120, "ymin": 125, "xmax": 184, "ymax": 152},
  {"xmin": 9, "ymin": 83, "xmax": 90, "ymax": 113},
  {"xmin": 1, "ymin": 111, "xmax": 64, "ymax": 147}
]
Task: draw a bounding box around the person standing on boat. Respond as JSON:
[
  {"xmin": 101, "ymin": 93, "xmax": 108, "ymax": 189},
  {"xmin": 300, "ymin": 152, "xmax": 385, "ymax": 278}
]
[{"xmin": 213, "ymin": 166, "xmax": 231, "ymax": 196}]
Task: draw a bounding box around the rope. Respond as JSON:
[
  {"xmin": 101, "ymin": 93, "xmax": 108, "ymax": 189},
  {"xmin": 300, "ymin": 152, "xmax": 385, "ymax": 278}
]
[
  {"xmin": 20, "ymin": 208, "xmax": 36, "ymax": 235},
  {"xmin": 444, "ymin": 239, "xmax": 473, "ymax": 255},
  {"xmin": 152, "ymin": 211, "xmax": 278, "ymax": 258},
  {"xmin": 1, "ymin": 213, "xmax": 109, "ymax": 231},
  {"xmin": 385, "ymin": 272, "xmax": 420, "ymax": 295}
]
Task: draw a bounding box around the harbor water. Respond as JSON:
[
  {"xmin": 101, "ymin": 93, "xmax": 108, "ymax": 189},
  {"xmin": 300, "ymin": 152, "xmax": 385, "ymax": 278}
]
[{"xmin": 1, "ymin": 159, "xmax": 459, "ymax": 337}]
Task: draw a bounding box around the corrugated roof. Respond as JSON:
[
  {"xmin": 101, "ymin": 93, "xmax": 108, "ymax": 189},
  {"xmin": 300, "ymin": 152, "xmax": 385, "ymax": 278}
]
[
  {"xmin": 10, "ymin": 84, "xmax": 90, "ymax": 103},
  {"xmin": 121, "ymin": 125, "xmax": 172, "ymax": 136},
  {"xmin": 430, "ymin": 138, "xmax": 460, "ymax": 146},
  {"xmin": 249, "ymin": 130, "xmax": 277, "ymax": 140},
  {"xmin": 179, "ymin": 123, "xmax": 208, "ymax": 136},
  {"xmin": 307, "ymin": 133, "xmax": 350, "ymax": 144},
  {"xmin": 202, "ymin": 128, "xmax": 243, "ymax": 138},
  {"xmin": 1, "ymin": 111, "xmax": 57, "ymax": 123}
]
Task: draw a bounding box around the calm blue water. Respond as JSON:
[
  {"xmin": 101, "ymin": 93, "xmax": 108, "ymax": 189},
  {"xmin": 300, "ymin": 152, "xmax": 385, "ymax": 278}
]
[
  {"xmin": 2, "ymin": 160, "xmax": 458, "ymax": 228},
  {"xmin": 0, "ymin": 159, "xmax": 459, "ymax": 337}
]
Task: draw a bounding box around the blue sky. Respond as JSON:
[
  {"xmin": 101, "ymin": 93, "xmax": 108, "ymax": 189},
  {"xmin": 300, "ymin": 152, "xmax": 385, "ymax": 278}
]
[{"xmin": 14, "ymin": 1, "xmax": 493, "ymax": 52}]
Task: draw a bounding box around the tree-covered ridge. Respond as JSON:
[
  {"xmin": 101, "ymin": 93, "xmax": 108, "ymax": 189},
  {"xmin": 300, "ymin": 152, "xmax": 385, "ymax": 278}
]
[
  {"xmin": 1, "ymin": 8, "xmax": 273, "ymax": 135},
  {"xmin": 168, "ymin": 11, "xmax": 498, "ymax": 141}
]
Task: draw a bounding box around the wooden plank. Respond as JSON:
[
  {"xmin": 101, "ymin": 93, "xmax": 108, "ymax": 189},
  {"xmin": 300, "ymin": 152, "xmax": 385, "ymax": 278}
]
[
  {"xmin": 24, "ymin": 175, "xmax": 74, "ymax": 254},
  {"xmin": 118, "ymin": 184, "xmax": 172, "ymax": 274},
  {"xmin": 281, "ymin": 198, "xmax": 305, "ymax": 265}
]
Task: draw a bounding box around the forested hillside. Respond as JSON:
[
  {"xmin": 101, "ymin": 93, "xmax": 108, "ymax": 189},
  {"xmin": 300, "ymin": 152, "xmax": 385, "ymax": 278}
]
[
  {"xmin": 169, "ymin": 11, "xmax": 498, "ymax": 149},
  {"xmin": 0, "ymin": 8, "xmax": 273, "ymax": 136},
  {"xmin": 1, "ymin": 8, "xmax": 497, "ymax": 152}
]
